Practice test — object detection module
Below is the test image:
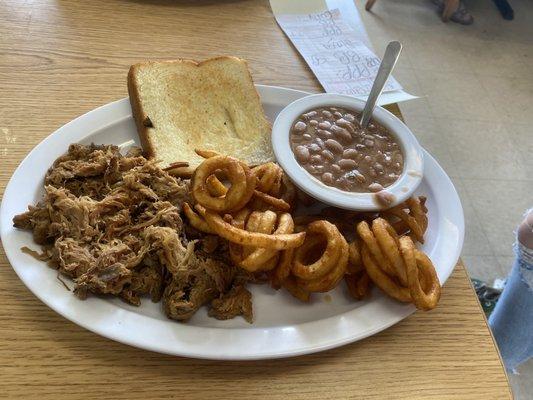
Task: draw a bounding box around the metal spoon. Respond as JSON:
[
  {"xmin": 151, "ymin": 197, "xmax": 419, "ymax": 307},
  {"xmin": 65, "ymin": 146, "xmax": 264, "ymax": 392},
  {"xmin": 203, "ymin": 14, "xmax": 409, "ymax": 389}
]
[{"xmin": 359, "ymin": 41, "xmax": 403, "ymax": 129}]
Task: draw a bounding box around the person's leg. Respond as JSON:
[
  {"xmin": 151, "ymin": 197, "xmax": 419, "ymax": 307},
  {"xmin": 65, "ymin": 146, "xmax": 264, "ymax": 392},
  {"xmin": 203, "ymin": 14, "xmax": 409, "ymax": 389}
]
[
  {"xmin": 489, "ymin": 261, "xmax": 533, "ymax": 371},
  {"xmin": 493, "ymin": 0, "xmax": 514, "ymax": 20},
  {"xmin": 489, "ymin": 211, "xmax": 533, "ymax": 371},
  {"xmin": 442, "ymin": 0, "xmax": 460, "ymax": 21},
  {"xmin": 366, "ymin": 0, "xmax": 378, "ymax": 12}
]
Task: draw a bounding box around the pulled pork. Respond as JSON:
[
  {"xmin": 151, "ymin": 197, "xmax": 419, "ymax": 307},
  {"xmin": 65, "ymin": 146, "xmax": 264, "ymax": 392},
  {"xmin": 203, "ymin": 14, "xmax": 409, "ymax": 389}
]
[
  {"xmin": 13, "ymin": 144, "xmax": 253, "ymax": 322},
  {"xmin": 209, "ymin": 285, "xmax": 253, "ymax": 323}
]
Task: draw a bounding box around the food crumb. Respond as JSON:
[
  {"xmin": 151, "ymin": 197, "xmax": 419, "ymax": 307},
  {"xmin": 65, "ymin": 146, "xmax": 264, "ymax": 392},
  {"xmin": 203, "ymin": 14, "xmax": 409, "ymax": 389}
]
[
  {"xmin": 324, "ymin": 294, "xmax": 332, "ymax": 303},
  {"xmin": 374, "ymin": 191, "xmax": 396, "ymax": 207}
]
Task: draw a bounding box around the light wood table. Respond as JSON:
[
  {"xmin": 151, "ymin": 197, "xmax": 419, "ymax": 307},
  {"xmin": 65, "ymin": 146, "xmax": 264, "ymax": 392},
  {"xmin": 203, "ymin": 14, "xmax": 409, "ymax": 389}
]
[{"xmin": 0, "ymin": 1, "xmax": 512, "ymax": 399}]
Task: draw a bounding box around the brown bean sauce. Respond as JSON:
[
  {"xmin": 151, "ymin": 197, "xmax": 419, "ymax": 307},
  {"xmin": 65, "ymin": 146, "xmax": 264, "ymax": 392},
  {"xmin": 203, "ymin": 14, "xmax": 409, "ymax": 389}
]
[{"xmin": 290, "ymin": 106, "xmax": 404, "ymax": 193}]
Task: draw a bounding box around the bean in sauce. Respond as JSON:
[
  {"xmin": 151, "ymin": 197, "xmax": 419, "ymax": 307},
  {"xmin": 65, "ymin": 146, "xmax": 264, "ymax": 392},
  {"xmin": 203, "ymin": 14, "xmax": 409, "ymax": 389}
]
[
  {"xmin": 321, "ymin": 149, "xmax": 335, "ymax": 162},
  {"xmin": 289, "ymin": 106, "xmax": 404, "ymax": 193}
]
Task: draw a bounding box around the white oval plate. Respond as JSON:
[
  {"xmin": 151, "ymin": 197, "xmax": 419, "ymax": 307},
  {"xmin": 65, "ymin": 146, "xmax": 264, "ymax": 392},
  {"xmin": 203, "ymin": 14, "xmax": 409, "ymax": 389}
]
[{"xmin": 0, "ymin": 85, "xmax": 464, "ymax": 360}]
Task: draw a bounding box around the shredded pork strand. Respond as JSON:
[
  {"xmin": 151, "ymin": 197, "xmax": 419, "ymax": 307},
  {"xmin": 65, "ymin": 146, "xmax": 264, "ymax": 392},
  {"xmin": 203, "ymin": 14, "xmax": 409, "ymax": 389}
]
[{"xmin": 13, "ymin": 144, "xmax": 253, "ymax": 322}]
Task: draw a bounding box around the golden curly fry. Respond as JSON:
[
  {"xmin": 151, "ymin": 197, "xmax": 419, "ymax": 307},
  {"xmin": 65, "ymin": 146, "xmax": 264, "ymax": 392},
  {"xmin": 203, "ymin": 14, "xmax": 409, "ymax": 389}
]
[
  {"xmin": 234, "ymin": 211, "xmax": 277, "ymax": 272},
  {"xmin": 357, "ymin": 220, "xmax": 398, "ymax": 279},
  {"xmin": 183, "ymin": 202, "xmax": 215, "ymax": 234},
  {"xmin": 355, "ymin": 218, "xmax": 441, "ymax": 310},
  {"xmin": 345, "ymin": 270, "xmax": 371, "ymax": 300},
  {"xmin": 383, "ymin": 196, "xmax": 428, "ymax": 243},
  {"xmin": 229, "ymin": 211, "xmax": 275, "ymax": 270},
  {"xmin": 192, "ymin": 155, "xmax": 256, "ymax": 213},
  {"xmin": 252, "ymin": 162, "xmax": 282, "ymax": 193},
  {"xmin": 195, "ymin": 148, "xmax": 221, "ymax": 159},
  {"xmin": 250, "ymin": 163, "xmax": 296, "ymax": 211},
  {"xmin": 399, "ymin": 236, "xmax": 441, "ymax": 310},
  {"xmin": 292, "ymin": 221, "xmax": 349, "ymax": 293},
  {"xmin": 185, "ymin": 155, "xmax": 436, "ymax": 311},
  {"xmin": 230, "ymin": 211, "xmax": 277, "ymax": 265},
  {"xmin": 205, "ymin": 174, "xmax": 228, "ymax": 197},
  {"xmin": 361, "ymin": 244, "xmax": 411, "ymax": 303},
  {"xmin": 293, "ymin": 215, "xmax": 323, "ymax": 229},
  {"xmin": 163, "ymin": 161, "xmax": 189, "ymax": 170},
  {"xmin": 282, "ymin": 276, "xmax": 310, "ymax": 302},
  {"xmin": 372, "ymin": 218, "xmax": 408, "ymax": 286},
  {"xmin": 293, "ymin": 214, "xmax": 349, "ymax": 235},
  {"xmin": 297, "ymin": 245, "xmax": 348, "ymax": 293},
  {"xmin": 347, "ymin": 239, "xmax": 363, "ymax": 274},
  {"xmin": 240, "ymin": 213, "xmax": 295, "ymax": 270},
  {"xmin": 293, "ymin": 221, "xmax": 345, "ymax": 280},
  {"xmin": 252, "ymin": 190, "xmax": 291, "ymax": 211},
  {"xmin": 197, "ymin": 204, "xmax": 305, "ymax": 250},
  {"xmin": 270, "ymin": 248, "xmax": 294, "ymax": 290},
  {"xmin": 231, "ymin": 207, "xmax": 252, "ymax": 228},
  {"xmin": 165, "ymin": 165, "xmax": 194, "ymax": 179},
  {"xmin": 227, "ymin": 211, "xmax": 297, "ymax": 273}
]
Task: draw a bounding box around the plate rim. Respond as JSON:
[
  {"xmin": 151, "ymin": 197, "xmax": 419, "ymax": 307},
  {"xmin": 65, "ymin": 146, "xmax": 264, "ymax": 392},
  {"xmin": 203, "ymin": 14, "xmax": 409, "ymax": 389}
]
[{"xmin": 0, "ymin": 85, "xmax": 464, "ymax": 360}]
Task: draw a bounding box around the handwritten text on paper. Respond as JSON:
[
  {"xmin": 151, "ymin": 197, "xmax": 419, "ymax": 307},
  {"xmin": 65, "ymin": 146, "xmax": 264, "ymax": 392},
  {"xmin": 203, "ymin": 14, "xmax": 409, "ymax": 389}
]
[{"xmin": 276, "ymin": 9, "xmax": 402, "ymax": 96}]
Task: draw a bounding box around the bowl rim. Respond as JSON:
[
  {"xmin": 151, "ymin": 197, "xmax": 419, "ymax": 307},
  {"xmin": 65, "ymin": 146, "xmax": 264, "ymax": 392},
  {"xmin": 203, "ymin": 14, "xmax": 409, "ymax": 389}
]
[{"xmin": 271, "ymin": 93, "xmax": 424, "ymax": 211}]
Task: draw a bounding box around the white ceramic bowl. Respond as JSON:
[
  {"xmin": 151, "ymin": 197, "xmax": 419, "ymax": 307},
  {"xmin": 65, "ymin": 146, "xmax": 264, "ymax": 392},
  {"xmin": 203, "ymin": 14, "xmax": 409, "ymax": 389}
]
[{"xmin": 272, "ymin": 93, "xmax": 424, "ymax": 211}]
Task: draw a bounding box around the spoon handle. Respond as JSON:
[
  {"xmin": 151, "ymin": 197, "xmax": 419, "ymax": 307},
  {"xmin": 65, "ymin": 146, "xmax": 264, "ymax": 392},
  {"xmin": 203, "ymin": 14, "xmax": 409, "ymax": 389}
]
[{"xmin": 359, "ymin": 41, "xmax": 402, "ymax": 129}]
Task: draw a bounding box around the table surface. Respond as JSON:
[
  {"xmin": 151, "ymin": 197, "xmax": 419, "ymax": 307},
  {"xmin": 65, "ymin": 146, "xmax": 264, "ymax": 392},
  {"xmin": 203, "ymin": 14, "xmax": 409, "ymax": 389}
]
[{"xmin": 0, "ymin": 1, "xmax": 512, "ymax": 399}]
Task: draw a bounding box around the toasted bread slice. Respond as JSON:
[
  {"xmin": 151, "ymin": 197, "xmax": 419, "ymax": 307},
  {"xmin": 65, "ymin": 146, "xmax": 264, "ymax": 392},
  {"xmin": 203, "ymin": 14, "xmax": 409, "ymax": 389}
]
[{"xmin": 128, "ymin": 57, "xmax": 273, "ymax": 169}]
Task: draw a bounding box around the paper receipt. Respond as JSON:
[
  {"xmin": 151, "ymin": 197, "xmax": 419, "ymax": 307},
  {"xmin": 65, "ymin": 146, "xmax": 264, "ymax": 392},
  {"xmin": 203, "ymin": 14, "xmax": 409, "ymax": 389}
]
[{"xmin": 275, "ymin": 9, "xmax": 403, "ymax": 97}]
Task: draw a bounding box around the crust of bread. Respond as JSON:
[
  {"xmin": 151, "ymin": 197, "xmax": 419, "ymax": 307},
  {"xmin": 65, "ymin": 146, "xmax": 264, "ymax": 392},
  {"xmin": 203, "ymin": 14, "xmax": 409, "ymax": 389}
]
[
  {"xmin": 127, "ymin": 56, "xmax": 271, "ymax": 167},
  {"xmin": 127, "ymin": 63, "xmax": 155, "ymax": 160}
]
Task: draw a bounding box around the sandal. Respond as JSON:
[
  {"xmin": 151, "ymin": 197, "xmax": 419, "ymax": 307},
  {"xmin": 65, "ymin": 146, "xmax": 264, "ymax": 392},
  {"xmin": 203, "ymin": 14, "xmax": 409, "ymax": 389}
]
[{"xmin": 432, "ymin": 0, "xmax": 474, "ymax": 25}]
